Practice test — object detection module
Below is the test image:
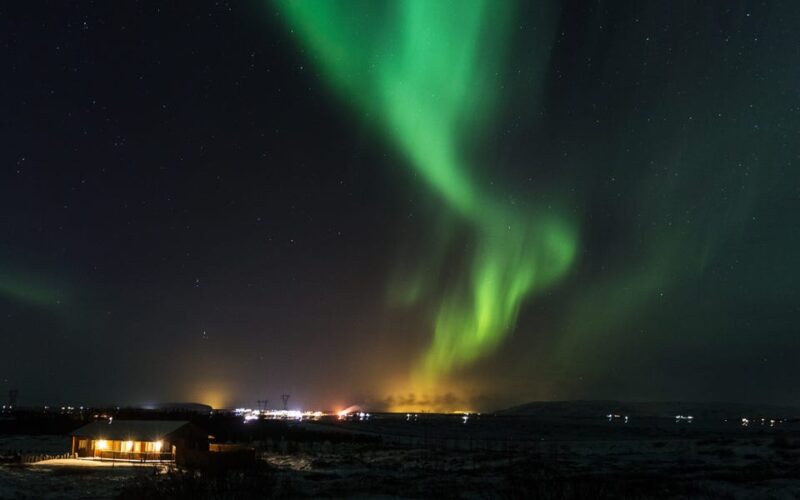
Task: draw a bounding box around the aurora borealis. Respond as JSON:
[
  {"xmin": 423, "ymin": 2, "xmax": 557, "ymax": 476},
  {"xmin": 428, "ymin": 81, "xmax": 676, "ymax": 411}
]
[
  {"xmin": 2, "ymin": 1, "xmax": 800, "ymax": 411},
  {"xmin": 278, "ymin": 0, "xmax": 577, "ymax": 388}
]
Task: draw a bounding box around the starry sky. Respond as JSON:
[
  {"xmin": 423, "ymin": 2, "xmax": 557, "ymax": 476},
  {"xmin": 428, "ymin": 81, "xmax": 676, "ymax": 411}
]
[{"xmin": 2, "ymin": 1, "xmax": 799, "ymax": 411}]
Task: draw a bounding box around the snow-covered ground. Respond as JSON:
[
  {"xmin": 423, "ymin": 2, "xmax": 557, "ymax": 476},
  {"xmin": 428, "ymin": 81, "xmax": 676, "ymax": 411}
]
[
  {"xmin": 2, "ymin": 427, "xmax": 800, "ymax": 499},
  {"xmin": 0, "ymin": 436, "xmax": 167, "ymax": 500},
  {"xmin": 30, "ymin": 458, "xmax": 163, "ymax": 468},
  {"xmin": 0, "ymin": 461, "xmax": 160, "ymax": 500},
  {"xmin": 252, "ymin": 437, "xmax": 800, "ymax": 499}
]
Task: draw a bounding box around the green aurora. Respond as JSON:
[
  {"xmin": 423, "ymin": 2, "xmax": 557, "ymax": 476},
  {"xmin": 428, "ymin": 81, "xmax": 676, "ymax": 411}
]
[
  {"xmin": 276, "ymin": 0, "xmax": 577, "ymax": 385},
  {"xmin": 0, "ymin": 267, "xmax": 64, "ymax": 308},
  {"xmin": 3, "ymin": 0, "xmax": 799, "ymax": 411}
]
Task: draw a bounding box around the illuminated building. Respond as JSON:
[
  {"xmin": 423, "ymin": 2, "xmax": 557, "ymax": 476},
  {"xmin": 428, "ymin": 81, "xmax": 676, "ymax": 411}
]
[{"xmin": 70, "ymin": 420, "xmax": 207, "ymax": 463}]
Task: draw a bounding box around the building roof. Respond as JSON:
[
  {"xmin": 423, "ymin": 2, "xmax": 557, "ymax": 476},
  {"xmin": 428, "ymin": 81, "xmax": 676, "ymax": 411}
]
[{"xmin": 71, "ymin": 420, "xmax": 191, "ymax": 441}]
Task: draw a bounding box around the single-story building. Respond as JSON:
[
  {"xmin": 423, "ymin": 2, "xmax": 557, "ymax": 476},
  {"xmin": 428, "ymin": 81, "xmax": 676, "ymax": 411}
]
[{"xmin": 70, "ymin": 420, "xmax": 208, "ymax": 462}]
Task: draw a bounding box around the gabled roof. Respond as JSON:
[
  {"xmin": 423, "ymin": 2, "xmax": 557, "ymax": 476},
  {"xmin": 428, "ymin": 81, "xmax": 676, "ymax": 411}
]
[{"xmin": 71, "ymin": 420, "xmax": 191, "ymax": 441}]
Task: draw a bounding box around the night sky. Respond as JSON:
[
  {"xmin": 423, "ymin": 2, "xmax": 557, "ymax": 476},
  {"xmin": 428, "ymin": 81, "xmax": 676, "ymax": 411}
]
[{"xmin": 2, "ymin": 1, "xmax": 799, "ymax": 412}]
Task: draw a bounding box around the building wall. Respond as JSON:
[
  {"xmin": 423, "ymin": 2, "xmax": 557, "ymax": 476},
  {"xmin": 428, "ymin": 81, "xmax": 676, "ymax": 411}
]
[
  {"xmin": 70, "ymin": 423, "xmax": 208, "ymax": 462},
  {"xmin": 71, "ymin": 437, "xmax": 174, "ymax": 460}
]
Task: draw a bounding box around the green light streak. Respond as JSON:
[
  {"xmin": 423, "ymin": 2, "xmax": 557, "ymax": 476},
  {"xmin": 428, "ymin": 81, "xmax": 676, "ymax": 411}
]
[
  {"xmin": 0, "ymin": 267, "xmax": 64, "ymax": 307},
  {"xmin": 276, "ymin": 0, "xmax": 578, "ymax": 383}
]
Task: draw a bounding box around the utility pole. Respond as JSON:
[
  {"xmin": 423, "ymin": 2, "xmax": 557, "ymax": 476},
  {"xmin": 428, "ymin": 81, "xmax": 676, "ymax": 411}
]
[
  {"xmin": 257, "ymin": 399, "xmax": 269, "ymax": 411},
  {"xmin": 281, "ymin": 394, "xmax": 290, "ymax": 411},
  {"xmin": 8, "ymin": 389, "xmax": 18, "ymax": 408}
]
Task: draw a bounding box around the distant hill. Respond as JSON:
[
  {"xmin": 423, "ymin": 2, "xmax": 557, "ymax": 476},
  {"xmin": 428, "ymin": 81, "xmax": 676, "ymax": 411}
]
[
  {"xmin": 496, "ymin": 400, "xmax": 800, "ymax": 419},
  {"xmin": 136, "ymin": 402, "xmax": 212, "ymax": 413}
]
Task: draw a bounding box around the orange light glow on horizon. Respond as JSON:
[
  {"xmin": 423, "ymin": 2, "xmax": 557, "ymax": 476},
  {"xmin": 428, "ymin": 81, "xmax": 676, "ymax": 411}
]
[
  {"xmin": 337, "ymin": 405, "xmax": 361, "ymax": 418},
  {"xmin": 189, "ymin": 383, "xmax": 231, "ymax": 409},
  {"xmin": 380, "ymin": 375, "xmax": 482, "ymax": 414}
]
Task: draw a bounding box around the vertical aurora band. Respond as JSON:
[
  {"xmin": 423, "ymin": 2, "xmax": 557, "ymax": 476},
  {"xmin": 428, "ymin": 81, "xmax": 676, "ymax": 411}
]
[{"xmin": 276, "ymin": 0, "xmax": 578, "ymax": 385}]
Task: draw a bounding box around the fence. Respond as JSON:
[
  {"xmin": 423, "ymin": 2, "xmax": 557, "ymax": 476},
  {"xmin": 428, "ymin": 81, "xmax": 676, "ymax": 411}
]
[
  {"xmin": 2, "ymin": 451, "xmax": 174, "ymax": 464},
  {"xmin": 18, "ymin": 452, "xmax": 71, "ymax": 463},
  {"xmin": 95, "ymin": 450, "xmax": 174, "ymax": 462}
]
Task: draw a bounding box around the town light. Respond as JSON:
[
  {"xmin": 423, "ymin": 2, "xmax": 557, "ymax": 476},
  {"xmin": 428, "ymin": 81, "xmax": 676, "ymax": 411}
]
[
  {"xmin": 123, "ymin": 441, "xmax": 133, "ymax": 452},
  {"xmin": 154, "ymin": 440, "xmax": 163, "ymax": 452},
  {"xmin": 96, "ymin": 440, "xmax": 108, "ymax": 450}
]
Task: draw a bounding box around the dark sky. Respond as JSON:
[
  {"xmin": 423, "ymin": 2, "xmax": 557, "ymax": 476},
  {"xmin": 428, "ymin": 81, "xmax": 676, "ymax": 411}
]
[{"xmin": 2, "ymin": 1, "xmax": 799, "ymax": 411}]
